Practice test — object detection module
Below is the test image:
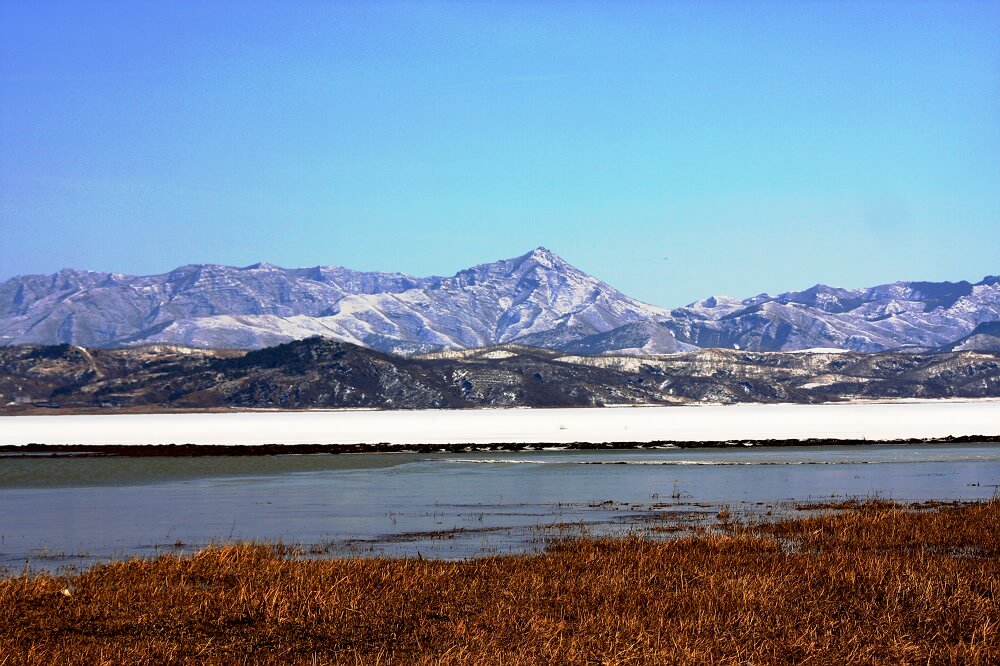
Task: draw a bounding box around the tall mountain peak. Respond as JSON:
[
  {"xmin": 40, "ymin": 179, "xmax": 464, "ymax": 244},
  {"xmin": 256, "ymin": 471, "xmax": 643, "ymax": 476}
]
[{"xmin": 524, "ymin": 246, "xmax": 560, "ymax": 263}]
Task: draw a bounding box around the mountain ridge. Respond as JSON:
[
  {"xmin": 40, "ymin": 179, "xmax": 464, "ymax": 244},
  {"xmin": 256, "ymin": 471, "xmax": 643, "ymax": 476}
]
[
  {"xmin": 1, "ymin": 248, "xmax": 997, "ymax": 355},
  {"xmin": 2, "ymin": 336, "xmax": 998, "ymax": 411}
]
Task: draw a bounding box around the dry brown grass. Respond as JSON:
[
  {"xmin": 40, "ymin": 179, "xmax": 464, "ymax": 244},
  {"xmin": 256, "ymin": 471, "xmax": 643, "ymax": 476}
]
[{"xmin": 1, "ymin": 501, "xmax": 998, "ymax": 665}]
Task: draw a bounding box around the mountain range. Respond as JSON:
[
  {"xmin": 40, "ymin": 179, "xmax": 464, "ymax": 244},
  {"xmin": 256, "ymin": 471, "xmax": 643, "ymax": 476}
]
[{"xmin": 2, "ymin": 248, "xmax": 998, "ymax": 355}]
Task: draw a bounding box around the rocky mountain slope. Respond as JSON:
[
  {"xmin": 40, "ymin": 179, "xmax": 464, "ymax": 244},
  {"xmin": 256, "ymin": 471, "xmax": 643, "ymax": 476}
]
[
  {"xmin": 0, "ymin": 249, "xmax": 679, "ymax": 354},
  {"xmin": 665, "ymin": 278, "xmax": 1000, "ymax": 352},
  {"xmin": 2, "ymin": 338, "xmax": 998, "ymax": 411},
  {"xmin": 1, "ymin": 249, "xmax": 997, "ymax": 354},
  {"xmin": 937, "ymin": 322, "xmax": 1000, "ymax": 353}
]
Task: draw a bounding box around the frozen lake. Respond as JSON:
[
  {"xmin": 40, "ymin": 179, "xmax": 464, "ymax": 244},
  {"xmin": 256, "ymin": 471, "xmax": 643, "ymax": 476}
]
[{"xmin": 2, "ymin": 400, "xmax": 1000, "ymax": 447}]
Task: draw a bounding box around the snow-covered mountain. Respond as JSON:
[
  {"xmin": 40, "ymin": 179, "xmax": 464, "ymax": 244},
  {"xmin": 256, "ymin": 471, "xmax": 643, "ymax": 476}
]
[
  {"xmin": 0, "ymin": 249, "xmax": 997, "ymax": 354},
  {"xmin": 665, "ymin": 276, "xmax": 1000, "ymax": 352},
  {"xmin": 937, "ymin": 322, "xmax": 1000, "ymax": 353},
  {"xmin": 0, "ymin": 248, "xmax": 679, "ymax": 353}
]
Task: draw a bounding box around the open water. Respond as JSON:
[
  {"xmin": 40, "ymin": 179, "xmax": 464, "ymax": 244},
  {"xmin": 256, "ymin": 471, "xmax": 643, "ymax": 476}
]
[{"xmin": 1, "ymin": 443, "xmax": 998, "ymax": 573}]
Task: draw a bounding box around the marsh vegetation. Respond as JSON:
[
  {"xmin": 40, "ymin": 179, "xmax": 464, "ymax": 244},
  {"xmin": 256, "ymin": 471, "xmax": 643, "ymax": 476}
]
[{"xmin": 2, "ymin": 500, "xmax": 997, "ymax": 664}]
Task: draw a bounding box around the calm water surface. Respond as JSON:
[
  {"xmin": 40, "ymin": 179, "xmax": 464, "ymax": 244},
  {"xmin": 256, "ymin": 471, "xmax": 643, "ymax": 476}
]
[{"xmin": 1, "ymin": 443, "xmax": 998, "ymax": 572}]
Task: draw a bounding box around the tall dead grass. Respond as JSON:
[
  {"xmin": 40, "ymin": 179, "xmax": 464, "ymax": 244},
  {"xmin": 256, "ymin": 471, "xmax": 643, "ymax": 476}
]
[{"xmin": 1, "ymin": 501, "xmax": 997, "ymax": 665}]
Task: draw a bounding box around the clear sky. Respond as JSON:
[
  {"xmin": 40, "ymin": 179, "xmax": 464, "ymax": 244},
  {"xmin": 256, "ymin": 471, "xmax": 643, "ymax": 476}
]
[{"xmin": 1, "ymin": 1, "xmax": 998, "ymax": 307}]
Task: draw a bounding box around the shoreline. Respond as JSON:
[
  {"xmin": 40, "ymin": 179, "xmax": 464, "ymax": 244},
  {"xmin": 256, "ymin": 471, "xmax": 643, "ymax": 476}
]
[{"xmin": 2, "ymin": 433, "xmax": 998, "ymax": 457}]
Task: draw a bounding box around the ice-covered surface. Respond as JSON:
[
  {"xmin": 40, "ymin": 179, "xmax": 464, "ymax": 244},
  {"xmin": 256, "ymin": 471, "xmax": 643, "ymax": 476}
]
[{"xmin": 2, "ymin": 400, "xmax": 999, "ymax": 446}]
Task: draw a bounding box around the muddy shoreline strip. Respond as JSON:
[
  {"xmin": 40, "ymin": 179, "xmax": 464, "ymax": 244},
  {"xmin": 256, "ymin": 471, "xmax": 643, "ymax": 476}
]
[{"xmin": 1, "ymin": 434, "xmax": 995, "ymax": 457}]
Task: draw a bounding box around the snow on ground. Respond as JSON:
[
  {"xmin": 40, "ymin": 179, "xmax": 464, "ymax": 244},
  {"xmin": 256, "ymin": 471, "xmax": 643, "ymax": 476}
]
[
  {"xmin": 478, "ymin": 350, "xmax": 519, "ymax": 359},
  {"xmin": 1, "ymin": 401, "xmax": 999, "ymax": 447},
  {"xmin": 555, "ymin": 355, "xmax": 652, "ymax": 371}
]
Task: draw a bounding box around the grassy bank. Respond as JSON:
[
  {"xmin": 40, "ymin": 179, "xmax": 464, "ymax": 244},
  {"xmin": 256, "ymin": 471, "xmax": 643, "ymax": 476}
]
[{"xmin": 2, "ymin": 501, "xmax": 998, "ymax": 665}]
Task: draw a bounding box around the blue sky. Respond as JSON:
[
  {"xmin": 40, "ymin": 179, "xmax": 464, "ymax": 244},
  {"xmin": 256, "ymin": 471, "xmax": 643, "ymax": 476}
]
[{"xmin": 1, "ymin": 1, "xmax": 998, "ymax": 306}]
